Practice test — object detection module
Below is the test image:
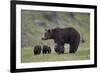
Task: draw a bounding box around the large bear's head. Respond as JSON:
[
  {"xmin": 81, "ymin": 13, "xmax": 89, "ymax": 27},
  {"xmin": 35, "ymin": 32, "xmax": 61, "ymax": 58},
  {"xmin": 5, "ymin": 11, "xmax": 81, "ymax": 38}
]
[
  {"xmin": 42, "ymin": 29, "xmax": 52, "ymax": 40},
  {"xmin": 42, "ymin": 27, "xmax": 60, "ymax": 40}
]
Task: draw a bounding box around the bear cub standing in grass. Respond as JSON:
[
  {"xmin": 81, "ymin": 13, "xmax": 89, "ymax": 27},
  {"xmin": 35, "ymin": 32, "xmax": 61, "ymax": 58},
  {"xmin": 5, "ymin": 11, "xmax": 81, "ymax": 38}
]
[
  {"xmin": 33, "ymin": 45, "xmax": 41, "ymax": 55},
  {"xmin": 42, "ymin": 45, "xmax": 51, "ymax": 54},
  {"xmin": 42, "ymin": 27, "xmax": 80, "ymax": 53}
]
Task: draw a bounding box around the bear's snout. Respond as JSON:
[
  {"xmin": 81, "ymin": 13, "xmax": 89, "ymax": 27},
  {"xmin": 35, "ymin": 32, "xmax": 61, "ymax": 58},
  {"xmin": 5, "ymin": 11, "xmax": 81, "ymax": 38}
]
[{"xmin": 41, "ymin": 37, "xmax": 46, "ymax": 40}]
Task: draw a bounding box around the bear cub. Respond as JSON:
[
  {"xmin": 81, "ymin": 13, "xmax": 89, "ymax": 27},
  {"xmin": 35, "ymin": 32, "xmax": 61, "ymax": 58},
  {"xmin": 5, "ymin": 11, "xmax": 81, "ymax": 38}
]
[
  {"xmin": 33, "ymin": 45, "xmax": 41, "ymax": 55},
  {"xmin": 42, "ymin": 45, "xmax": 51, "ymax": 54}
]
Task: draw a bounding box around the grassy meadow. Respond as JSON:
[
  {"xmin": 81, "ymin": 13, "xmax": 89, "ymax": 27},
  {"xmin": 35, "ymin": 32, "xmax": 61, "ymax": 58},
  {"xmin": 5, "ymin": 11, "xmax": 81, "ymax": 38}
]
[
  {"xmin": 21, "ymin": 47, "xmax": 90, "ymax": 63},
  {"xmin": 21, "ymin": 10, "xmax": 90, "ymax": 63}
]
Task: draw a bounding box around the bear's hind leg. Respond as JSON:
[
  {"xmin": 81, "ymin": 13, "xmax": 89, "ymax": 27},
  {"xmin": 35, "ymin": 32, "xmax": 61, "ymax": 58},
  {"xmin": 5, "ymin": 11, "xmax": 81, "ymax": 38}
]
[{"xmin": 69, "ymin": 43, "xmax": 79, "ymax": 53}]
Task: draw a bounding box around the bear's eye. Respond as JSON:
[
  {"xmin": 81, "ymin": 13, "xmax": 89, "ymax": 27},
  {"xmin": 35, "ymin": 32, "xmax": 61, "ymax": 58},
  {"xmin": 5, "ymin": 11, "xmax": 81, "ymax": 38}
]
[{"xmin": 48, "ymin": 30, "xmax": 52, "ymax": 34}]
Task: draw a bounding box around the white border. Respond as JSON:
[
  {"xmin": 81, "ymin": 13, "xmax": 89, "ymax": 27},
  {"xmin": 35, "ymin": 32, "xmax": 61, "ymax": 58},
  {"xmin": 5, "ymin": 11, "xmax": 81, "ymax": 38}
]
[{"xmin": 16, "ymin": 4, "xmax": 95, "ymax": 69}]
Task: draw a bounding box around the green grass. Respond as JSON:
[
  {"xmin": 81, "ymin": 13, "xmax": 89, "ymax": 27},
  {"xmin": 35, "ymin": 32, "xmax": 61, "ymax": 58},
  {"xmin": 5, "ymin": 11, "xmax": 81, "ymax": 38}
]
[{"xmin": 21, "ymin": 47, "xmax": 90, "ymax": 63}]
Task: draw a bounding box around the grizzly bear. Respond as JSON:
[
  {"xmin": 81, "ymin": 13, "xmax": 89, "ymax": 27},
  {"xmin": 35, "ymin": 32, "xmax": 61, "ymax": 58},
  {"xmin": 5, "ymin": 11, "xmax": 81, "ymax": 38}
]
[
  {"xmin": 42, "ymin": 27, "xmax": 80, "ymax": 53},
  {"xmin": 33, "ymin": 45, "xmax": 41, "ymax": 55},
  {"xmin": 54, "ymin": 44, "xmax": 64, "ymax": 54},
  {"xmin": 42, "ymin": 45, "xmax": 51, "ymax": 54}
]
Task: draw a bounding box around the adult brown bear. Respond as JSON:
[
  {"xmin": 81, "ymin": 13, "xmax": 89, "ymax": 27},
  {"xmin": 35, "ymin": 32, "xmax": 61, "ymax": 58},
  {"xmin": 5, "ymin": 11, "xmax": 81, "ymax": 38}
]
[{"xmin": 42, "ymin": 27, "xmax": 80, "ymax": 53}]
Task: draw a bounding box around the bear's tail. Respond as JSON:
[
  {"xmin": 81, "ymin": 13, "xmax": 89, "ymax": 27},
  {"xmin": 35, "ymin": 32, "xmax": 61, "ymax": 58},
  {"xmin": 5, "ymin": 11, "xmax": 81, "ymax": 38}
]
[{"xmin": 81, "ymin": 36, "xmax": 85, "ymax": 43}]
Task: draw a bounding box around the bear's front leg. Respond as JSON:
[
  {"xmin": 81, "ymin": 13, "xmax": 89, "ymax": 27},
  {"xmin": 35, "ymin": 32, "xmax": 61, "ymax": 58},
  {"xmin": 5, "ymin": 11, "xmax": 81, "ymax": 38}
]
[{"xmin": 54, "ymin": 44, "xmax": 65, "ymax": 54}]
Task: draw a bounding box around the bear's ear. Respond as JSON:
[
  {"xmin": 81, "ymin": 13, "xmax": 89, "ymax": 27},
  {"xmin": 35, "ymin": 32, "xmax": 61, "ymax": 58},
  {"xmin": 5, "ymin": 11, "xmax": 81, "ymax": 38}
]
[
  {"xmin": 45, "ymin": 29, "xmax": 50, "ymax": 32},
  {"xmin": 48, "ymin": 29, "xmax": 52, "ymax": 33},
  {"xmin": 45, "ymin": 29, "xmax": 48, "ymax": 31}
]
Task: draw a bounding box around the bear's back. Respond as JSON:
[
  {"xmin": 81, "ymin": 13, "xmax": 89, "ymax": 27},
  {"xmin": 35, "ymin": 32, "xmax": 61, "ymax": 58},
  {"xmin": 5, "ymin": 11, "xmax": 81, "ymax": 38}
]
[{"xmin": 61, "ymin": 27, "xmax": 80, "ymax": 42}]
